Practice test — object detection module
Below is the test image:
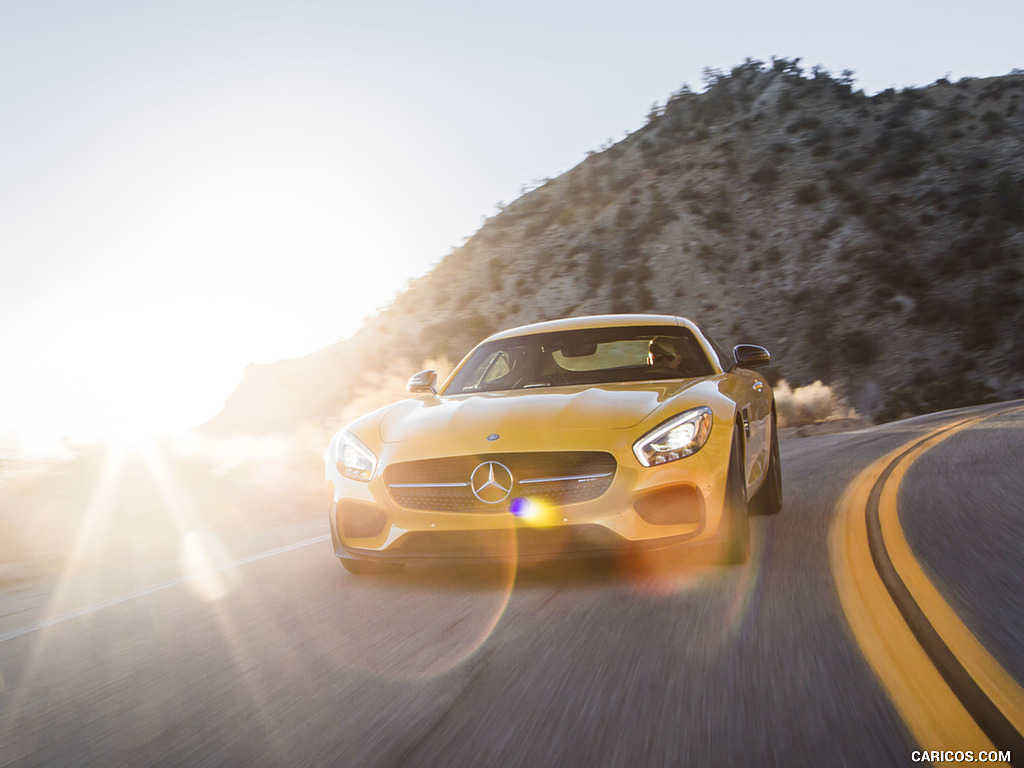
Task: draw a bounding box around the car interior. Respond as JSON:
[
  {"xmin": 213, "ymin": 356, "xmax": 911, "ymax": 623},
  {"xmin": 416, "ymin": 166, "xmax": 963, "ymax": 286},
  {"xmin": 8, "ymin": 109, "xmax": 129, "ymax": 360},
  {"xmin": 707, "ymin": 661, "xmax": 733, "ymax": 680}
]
[{"xmin": 446, "ymin": 328, "xmax": 715, "ymax": 394}]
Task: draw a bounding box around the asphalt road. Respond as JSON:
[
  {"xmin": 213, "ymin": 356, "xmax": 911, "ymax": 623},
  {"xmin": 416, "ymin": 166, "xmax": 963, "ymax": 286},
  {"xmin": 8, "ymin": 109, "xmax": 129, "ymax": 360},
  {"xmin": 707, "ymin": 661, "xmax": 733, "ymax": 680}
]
[{"xmin": 1, "ymin": 405, "xmax": 1020, "ymax": 767}]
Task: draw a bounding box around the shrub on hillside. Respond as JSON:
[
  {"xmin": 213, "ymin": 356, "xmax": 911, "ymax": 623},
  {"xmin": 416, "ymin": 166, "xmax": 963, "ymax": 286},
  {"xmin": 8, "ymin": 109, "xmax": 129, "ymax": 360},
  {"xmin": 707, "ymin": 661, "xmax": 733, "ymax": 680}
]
[
  {"xmin": 875, "ymin": 128, "xmax": 927, "ymax": 179},
  {"xmin": 812, "ymin": 216, "xmax": 841, "ymax": 241},
  {"xmin": 704, "ymin": 207, "xmax": 734, "ymax": 232},
  {"xmin": 992, "ymin": 172, "xmax": 1024, "ymax": 224},
  {"xmin": 750, "ymin": 164, "xmax": 779, "ymax": 186},
  {"xmin": 794, "ymin": 183, "xmax": 820, "ymax": 204},
  {"xmin": 786, "ymin": 115, "xmax": 822, "ymax": 133},
  {"xmin": 981, "ymin": 110, "xmax": 1006, "ymax": 135},
  {"xmin": 840, "ymin": 331, "xmax": 880, "ymax": 365},
  {"xmin": 875, "ymin": 372, "xmax": 997, "ymax": 423}
]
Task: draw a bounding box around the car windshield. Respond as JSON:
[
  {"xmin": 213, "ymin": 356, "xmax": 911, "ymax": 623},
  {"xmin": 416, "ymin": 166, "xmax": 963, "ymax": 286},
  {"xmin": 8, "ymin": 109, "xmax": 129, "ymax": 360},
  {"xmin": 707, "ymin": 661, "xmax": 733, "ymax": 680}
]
[{"xmin": 443, "ymin": 325, "xmax": 715, "ymax": 394}]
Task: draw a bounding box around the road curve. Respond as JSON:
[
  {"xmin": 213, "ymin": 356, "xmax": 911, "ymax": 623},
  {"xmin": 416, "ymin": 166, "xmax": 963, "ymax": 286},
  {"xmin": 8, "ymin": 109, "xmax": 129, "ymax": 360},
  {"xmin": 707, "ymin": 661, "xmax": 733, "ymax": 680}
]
[
  {"xmin": 829, "ymin": 404, "xmax": 1023, "ymax": 765},
  {"xmin": 1, "ymin": 404, "xmax": 1020, "ymax": 767}
]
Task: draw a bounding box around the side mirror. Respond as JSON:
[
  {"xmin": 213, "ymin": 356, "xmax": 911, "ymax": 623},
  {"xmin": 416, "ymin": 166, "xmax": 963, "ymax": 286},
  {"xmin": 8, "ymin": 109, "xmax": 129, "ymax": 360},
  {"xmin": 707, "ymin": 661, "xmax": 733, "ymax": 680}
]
[
  {"xmin": 731, "ymin": 344, "xmax": 771, "ymax": 370},
  {"xmin": 407, "ymin": 369, "xmax": 438, "ymax": 395}
]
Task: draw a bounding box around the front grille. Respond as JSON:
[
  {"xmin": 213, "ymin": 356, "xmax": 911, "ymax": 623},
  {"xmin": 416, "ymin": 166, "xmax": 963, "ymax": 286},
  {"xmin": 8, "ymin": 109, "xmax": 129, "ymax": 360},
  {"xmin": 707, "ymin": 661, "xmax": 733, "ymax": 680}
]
[{"xmin": 385, "ymin": 451, "xmax": 616, "ymax": 512}]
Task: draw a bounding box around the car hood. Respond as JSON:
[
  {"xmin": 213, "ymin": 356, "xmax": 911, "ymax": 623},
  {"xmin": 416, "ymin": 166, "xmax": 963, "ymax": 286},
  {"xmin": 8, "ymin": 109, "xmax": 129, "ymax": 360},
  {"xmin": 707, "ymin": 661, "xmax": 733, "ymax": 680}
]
[{"xmin": 378, "ymin": 379, "xmax": 716, "ymax": 444}]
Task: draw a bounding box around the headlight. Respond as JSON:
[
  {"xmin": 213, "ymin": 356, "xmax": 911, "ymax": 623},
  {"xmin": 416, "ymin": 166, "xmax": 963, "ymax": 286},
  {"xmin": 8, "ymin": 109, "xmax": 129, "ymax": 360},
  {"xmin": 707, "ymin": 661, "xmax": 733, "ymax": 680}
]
[
  {"xmin": 633, "ymin": 407, "xmax": 713, "ymax": 467},
  {"xmin": 331, "ymin": 431, "xmax": 378, "ymax": 481}
]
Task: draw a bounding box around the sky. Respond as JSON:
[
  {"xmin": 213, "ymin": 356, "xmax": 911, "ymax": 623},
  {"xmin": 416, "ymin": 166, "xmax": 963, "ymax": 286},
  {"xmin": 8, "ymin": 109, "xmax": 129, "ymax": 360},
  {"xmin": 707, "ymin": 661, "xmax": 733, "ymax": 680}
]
[{"xmin": 1, "ymin": 0, "xmax": 1021, "ymax": 449}]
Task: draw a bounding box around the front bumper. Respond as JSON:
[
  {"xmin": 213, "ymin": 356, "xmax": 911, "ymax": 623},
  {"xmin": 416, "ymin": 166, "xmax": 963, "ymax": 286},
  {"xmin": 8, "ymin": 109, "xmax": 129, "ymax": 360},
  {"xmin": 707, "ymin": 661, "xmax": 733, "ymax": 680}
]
[
  {"xmin": 335, "ymin": 525, "xmax": 711, "ymax": 564},
  {"xmin": 326, "ymin": 425, "xmax": 734, "ymax": 565}
]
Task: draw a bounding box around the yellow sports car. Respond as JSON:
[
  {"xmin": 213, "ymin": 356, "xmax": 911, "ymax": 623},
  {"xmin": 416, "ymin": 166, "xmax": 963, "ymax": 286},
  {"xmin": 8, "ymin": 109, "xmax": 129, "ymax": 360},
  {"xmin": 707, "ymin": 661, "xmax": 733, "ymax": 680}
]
[{"xmin": 325, "ymin": 314, "xmax": 780, "ymax": 574}]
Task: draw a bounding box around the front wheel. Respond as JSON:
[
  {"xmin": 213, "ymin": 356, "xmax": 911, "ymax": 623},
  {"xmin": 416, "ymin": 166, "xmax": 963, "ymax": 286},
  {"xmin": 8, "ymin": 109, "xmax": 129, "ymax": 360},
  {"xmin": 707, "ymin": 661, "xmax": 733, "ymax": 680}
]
[
  {"xmin": 750, "ymin": 412, "xmax": 782, "ymax": 516},
  {"xmin": 720, "ymin": 429, "xmax": 750, "ymax": 564}
]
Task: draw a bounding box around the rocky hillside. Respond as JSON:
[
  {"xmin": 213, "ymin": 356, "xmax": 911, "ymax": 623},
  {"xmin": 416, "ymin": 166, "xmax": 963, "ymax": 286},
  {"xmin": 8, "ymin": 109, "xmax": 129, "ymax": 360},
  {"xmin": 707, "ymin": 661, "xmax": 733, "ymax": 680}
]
[{"xmin": 209, "ymin": 58, "xmax": 1024, "ymax": 433}]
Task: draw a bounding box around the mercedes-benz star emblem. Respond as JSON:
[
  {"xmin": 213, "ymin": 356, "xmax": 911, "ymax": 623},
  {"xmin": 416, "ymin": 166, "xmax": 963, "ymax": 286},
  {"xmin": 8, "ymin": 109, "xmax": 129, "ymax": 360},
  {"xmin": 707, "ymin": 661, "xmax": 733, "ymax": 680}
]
[{"xmin": 470, "ymin": 461, "xmax": 514, "ymax": 504}]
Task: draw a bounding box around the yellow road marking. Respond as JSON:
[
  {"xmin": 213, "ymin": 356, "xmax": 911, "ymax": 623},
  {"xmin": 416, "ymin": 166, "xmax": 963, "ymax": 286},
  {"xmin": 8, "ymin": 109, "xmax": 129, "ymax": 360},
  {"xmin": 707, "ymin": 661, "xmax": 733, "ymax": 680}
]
[
  {"xmin": 879, "ymin": 423, "xmax": 1024, "ymax": 738},
  {"xmin": 829, "ymin": 412, "xmax": 1022, "ymax": 762}
]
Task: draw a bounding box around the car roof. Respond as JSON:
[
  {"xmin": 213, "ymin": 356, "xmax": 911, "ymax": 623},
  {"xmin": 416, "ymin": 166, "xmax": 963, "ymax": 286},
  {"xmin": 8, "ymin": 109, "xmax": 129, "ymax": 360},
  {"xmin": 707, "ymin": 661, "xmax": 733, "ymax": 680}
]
[{"xmin": 483, "ymin": 314, "xmax": 699, "ymax": 342}]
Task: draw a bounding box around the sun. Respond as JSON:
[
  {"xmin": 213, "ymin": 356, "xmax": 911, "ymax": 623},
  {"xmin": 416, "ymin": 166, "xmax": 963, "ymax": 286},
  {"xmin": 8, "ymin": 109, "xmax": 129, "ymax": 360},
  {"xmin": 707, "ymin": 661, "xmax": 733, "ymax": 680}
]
[
  {"xmin": 4, "ymin": 334, "xmax": 218, "ymax": 456},
  {"xmin": 3, "ymin": 97, "xmax": 444, "ymax": 455}
]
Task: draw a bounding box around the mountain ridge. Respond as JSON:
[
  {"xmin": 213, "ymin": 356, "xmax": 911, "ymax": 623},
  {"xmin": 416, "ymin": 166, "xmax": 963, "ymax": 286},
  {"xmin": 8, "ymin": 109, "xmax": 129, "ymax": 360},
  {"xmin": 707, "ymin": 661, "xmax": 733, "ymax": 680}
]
[{"xmin": 208, "ymin": 58, "xmax": 1024, "ymax": 433}]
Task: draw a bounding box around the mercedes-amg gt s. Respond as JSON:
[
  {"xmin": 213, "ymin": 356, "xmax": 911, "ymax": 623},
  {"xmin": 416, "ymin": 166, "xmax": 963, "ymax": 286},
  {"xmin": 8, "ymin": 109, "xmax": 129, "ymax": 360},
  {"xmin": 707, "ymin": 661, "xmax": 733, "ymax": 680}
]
[{"xmin": 325, "ymin": 315, "xmax": 780, "ymax": 573}]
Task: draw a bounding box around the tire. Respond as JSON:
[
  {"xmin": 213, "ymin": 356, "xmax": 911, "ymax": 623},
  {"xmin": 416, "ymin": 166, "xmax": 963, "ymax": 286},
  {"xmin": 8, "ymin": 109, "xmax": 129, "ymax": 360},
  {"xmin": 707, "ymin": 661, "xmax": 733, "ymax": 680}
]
[
  {"xmin": 720, "ymin": 428, "xmax": 750, "ymax": 564},
  {"xmin": 750, "ymin": 412, "xmax": 782, "ymax": 516},
  {"xmin": 340, "ymin": 558, "xmax": 405, "ymax": 575}
]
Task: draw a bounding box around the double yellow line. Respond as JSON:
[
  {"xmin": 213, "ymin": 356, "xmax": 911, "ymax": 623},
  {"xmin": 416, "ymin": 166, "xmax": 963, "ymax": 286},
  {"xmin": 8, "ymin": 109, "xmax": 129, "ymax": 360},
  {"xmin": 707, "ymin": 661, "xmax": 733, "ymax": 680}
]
[{"xmin": 830, "ymin": 409, "xmax": 1024, "ymax": 763}]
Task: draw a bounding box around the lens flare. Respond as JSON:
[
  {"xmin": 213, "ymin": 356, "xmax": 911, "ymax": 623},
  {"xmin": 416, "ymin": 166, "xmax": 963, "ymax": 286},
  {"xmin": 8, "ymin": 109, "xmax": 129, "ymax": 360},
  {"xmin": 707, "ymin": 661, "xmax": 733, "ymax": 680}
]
[
  {"xmin": 179, "ymin": 529, "xmax": 240, "ymax": 602},
  {"xmin": 332, "ymin": 553, "xmax": 518, "ymax": 682},
  {"xmin": 509, "ymin": 497, "xmax": 530, "ymax": 517},
  {"xmin": 622, "ymin": 522, "xmax": 766, "ymax": 649},
  {"xmin": 508, "ymin": 497, "xmax": 559, "ymax": 527}
]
